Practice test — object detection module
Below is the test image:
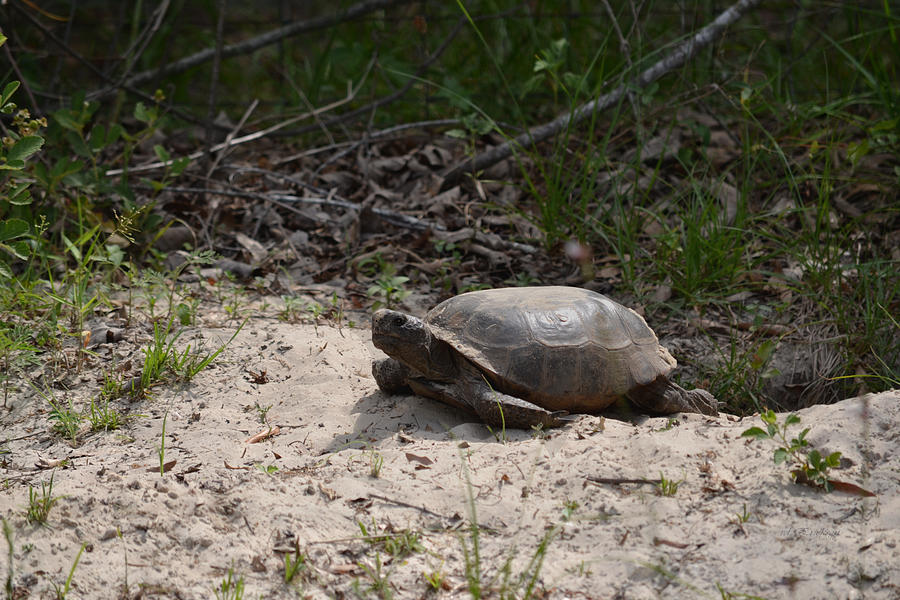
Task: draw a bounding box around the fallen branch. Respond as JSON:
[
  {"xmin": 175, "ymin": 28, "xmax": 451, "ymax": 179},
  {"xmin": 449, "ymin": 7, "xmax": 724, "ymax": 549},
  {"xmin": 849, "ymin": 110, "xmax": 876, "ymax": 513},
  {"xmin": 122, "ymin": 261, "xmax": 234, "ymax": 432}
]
[{"xmin": 440, "ymin": 0, "xmax": 763, "ymax": 189}]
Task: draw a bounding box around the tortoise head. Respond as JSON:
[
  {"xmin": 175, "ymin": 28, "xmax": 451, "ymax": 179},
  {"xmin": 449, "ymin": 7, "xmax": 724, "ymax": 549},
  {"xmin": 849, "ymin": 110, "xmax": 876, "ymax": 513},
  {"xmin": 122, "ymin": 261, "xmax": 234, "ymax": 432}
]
[{"xmin": 372, "ymin": 309, "xmax": 454, "ymax": 380}]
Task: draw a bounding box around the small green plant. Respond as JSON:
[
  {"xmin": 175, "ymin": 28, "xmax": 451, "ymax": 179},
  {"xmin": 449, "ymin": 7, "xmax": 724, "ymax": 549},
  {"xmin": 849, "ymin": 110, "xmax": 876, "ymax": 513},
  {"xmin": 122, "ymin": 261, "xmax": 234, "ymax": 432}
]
[
  {"xmin": 87, "ymin": 397, "xmax": 122, "ymax": 432},
  {"xmin": 657, "ymin": 472, "xmax": 681, "ymax": 497},
  {"xmin": 254, "ymin": 463, "xmax": 279, "ymax": 475},
  {"xmin": 47, "ymin": 398, "xmax": 82, "ymax": 445},
  {"xmin": 283, "ymin": 544, "xmax": 307, "ymax": 584},
  {"xmin": 50, "ymin": 543, "xmax": 85, "ymax": 600},
  {"xmin": 356, "ymin": 553, "xmax": 393, "ymax": 600},
  {"xmin": 3, "ymin": 517, "xmax": 14, "ymax": 598},
  {"xmin": 141, "ymin": 317, "xmax": 243, "ymax": 389},
  {"xmin": 561, "ymin": 500, "xmax": 579, "ymax": 521},
  {"xmin": 278, "ymin": 295, "xmax": 305, "ymax": 322},
  {"xmin": 742, "ymin": 409, "xmax": 842, "ymax": 491},
  {"xmin": 369, "ymin": 449, "xmax": 385, "ymax": 478},
  {"xmin": 158, "ymin": 412, "xmax": 168, "ymax": 476},
  {"xmin": 422, "ymin": 564, "xmax": 446, "ymax": 591},
  {"xmin": 254, "ymin": 402, "xmax": 272, "ymax": 424},
  {"xmin": 735, "ymin": 503, "xmax": 752, "ymax": 524},
  {"xmin": 360, "ymin": 256, "xmax": 410, "ymax": 309},
  {"xmin": 213, "ymin": 567, "xmax": 244, "ymax": 600},
  {"xmin": 25, "ymin": 471, "xmax": 61, "ymax": 525},
  {"xmin": 0, "ymin": 324, "xmax": 39, "ymax": 407},
  {"xmin": 357, "ymin": 518, "xmax": 424, "ymax": 559}
]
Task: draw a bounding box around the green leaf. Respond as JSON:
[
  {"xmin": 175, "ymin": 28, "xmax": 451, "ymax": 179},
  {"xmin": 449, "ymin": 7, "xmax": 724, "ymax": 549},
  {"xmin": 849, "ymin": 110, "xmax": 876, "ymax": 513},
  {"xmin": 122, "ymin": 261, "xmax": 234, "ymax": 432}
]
[
  {"xmin": 4, "ymin": 240, "xmax": 29, "ymax": 260},
  {"xmin": 53, "ymin": 108, "xmax": 83, "ymax": 132},
  {"xmin": 66, "ymin": 130, "xmax": 92, "ymax": 158},
  {"xmin": 61, "ymin": 232, "xmax": 82, "ymax": 262},
  {"xmin": 1, "ymin": 80, "xmax": 20, "ymax": 106},
  {"xmin": 7, "ymin": 182, "xmax": 33, "ymax": 206},
  {"xmin": 0, "ymin": 260, "xmax": 11, "ymax": 280},
  {"xmin": 825, "ymin": 452, "xmax": 842, "ymax": 467},
  {"xmin": 784, "ymin": 413, "xmax": 801, "ymax": 426},
  {"xmin": 153, "ymin": 144, "xmax": 171, "ymax": 162},
  {"xmin": 171, "ymin": 157, "xmax": 191, "ymax": 176},
  {"xmin": 134, "ymin": 102, "xmax": 156, "ymax": 123},
  {"xmin": 88, "ymin": 124, "xmax": 108, "ymax": 151},
  {"xmin": 0, "ymin": 219, "xmax": 28, "ymax": 243},
  {"xmin": 807, "ymin": 449, "xmax": 822, "ymax": 469},
  {"xmin": 760, "ymin": 409, "xmax": 777, "ymax": 425},
  {"xmin": 6, "ymin": 135, "xmax": 44, "ymax": 163},
  {"xmin": 773, "ymin": 448, "xmax": 788, "ymax": 465},
  {"xmin": 741, "ymin": 426, "xmax": 769, "ymax": 439}
]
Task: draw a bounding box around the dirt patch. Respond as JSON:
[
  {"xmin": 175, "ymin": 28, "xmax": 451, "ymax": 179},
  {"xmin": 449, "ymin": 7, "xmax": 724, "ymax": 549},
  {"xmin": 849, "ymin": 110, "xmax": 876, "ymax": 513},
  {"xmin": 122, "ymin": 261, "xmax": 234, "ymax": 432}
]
[{"xmin": 1, "ymin": 316, "xmax": 897, "ymax": 599}]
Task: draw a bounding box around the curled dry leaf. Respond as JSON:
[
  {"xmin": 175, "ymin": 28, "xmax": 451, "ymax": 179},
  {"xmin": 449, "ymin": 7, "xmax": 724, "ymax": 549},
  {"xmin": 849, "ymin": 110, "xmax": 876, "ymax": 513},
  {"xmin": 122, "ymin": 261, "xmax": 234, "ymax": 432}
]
[{"xmin": 246, "ymin": 426, "xmax": 280, "ymax": 444}]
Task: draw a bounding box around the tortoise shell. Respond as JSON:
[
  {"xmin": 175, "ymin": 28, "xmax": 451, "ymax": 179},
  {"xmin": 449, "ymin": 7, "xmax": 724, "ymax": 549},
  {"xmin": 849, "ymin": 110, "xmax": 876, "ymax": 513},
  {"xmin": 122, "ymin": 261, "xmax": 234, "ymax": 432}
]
[{"xmin": 424, "ymin": 286, "xmax": 677, "ymax": 412}]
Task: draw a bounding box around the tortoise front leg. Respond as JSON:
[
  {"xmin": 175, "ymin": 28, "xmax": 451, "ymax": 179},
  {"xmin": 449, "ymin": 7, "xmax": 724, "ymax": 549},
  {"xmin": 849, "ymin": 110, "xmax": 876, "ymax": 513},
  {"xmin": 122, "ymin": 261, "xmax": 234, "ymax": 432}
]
[
  {"xmin": 405, "ymin": 378, "xmax": 569, "ymax": 429},
  {"xmin": 372, "ymin": 358, "xmax": 413, "ymax": 394},
  {"xmin": 465, "ymin": 383, "xmax": 572, "ymax": 429}
]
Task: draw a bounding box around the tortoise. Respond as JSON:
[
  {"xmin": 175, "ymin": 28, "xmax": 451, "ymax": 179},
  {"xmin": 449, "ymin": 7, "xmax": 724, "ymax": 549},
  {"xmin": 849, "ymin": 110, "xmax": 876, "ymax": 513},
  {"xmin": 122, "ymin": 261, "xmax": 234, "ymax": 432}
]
[{"xmin": 371, "ymin": 286, "xmax": 718, "ymax": 428}]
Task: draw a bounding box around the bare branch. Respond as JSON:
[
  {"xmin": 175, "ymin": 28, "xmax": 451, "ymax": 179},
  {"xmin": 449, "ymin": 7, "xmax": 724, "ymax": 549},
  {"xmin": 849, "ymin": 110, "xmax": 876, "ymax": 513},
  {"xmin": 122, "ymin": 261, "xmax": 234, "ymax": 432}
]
[
  {"xmin": 440, "ymin": 0, "xmax": 763, "ymax": 190},
  {"xmin": 92, "ymin": 0, "xmax": 420, "ymax": 100}
]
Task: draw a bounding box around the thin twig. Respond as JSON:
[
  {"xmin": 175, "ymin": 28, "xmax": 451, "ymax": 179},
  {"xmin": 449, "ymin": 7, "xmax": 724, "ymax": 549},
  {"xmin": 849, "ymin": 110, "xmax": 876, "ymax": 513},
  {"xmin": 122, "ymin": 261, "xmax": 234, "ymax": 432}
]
[
  {"xmin": 104, "ymin": 81, "xmax": 362, "ymax": 177},
  {"xmin": 98, "ymin": 0, "xmax": 420, "ymax": 98},
  {"xmin": 440, "ymin": 0, "xmax": 763, "ymax": 189},
  {"xmin": 585, "ymin": 476, "xmax": 662, "ymax": 486}
]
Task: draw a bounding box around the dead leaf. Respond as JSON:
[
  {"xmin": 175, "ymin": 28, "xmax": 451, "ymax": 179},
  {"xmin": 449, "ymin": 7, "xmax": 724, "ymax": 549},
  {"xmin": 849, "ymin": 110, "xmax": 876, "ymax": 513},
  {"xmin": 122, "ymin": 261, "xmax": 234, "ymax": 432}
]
[
  {"xmin": 235, "ymin": 232, "xmax": 268, "ymax": 264},
  {"xmin": 246, "ymin": 426, "xmax": 280, "ymax": 444},
  {"xmin": 147, "ymin": 460, "xmax": 177, "ymax": 473},
  {"xmin": 405, "ymin": 452, "xmax": 433, "ymax": 466}
]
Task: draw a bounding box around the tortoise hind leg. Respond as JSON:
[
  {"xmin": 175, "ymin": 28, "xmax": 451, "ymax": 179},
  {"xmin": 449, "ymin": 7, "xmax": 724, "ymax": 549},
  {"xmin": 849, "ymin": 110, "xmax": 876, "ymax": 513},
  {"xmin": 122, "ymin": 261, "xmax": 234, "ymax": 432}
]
[{"xmin": 627, "ymin": 376, "xmax": 719, "ymax": 416}]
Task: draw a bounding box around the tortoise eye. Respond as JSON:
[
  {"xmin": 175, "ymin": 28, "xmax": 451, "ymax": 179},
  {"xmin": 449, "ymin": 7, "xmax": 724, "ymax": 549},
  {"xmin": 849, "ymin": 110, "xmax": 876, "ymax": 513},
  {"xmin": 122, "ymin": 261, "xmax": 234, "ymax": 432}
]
[{"xmin": 393, "ymin": 315, "xmax": 405, "ymax": 327}]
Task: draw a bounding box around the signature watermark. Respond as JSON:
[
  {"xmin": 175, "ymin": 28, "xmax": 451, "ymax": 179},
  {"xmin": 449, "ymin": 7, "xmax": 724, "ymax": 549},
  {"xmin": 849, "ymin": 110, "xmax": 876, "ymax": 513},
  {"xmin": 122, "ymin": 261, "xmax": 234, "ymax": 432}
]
[{"xmin": 780, "ymin": 527, "xmax": 840, "ymax": 538}]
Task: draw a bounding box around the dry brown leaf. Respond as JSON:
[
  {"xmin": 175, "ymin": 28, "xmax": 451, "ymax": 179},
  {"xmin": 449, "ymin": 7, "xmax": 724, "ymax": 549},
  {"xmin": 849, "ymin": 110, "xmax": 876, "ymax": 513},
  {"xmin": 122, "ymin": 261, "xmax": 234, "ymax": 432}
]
[
  {"xmin": 405, "ymin": 452, "xmax": 433, "ymax": 466},
  {"xmin": 246, "ymin": 426, "xmax": 281, "ymax": 444},
  {"xmin": 235, "ymin": 232, "xmax": 268, "ymax": 264}
]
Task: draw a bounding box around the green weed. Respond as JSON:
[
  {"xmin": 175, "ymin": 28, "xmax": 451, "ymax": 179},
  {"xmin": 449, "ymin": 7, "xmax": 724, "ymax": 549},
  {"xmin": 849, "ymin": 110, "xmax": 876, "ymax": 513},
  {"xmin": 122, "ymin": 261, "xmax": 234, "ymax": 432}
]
[
  {"xmin": 47, "ymin": 398, "xmax": 83, "ymax": 445},
  {"xmin": 25, "ymin": 471, "xmax": 61, "ymax": 525},
  {"xmin": 283, "ymin": 544, "xmax": 307, "ymax": 584},
  {"xmin": 357, "ymin": 518, "xmax": 424, "ymax": 559},
  {"xmin": 87, "ymin": 396, "xmax": 122, "ymax": 432},
  {"xmin": 742, "ymin": 409, "xmax": 842, "ymax": 491},
  {"xmin": 3, "ymin": 517, "xmax": 14, "ymax": 598},
  {"xmin": 656, "ymin": 473, "xmax": 682, "ymax": 497},
  {"xmin": 158, "ymin": 412, "xmax": 168, "ymax": 476},
  {"xmin": 356, "ymin": 553, "xmax": 393, "ymax": 600},
  {"xmin": 213, "ymin": 567, "xmax": 244, "ymax": 600}
]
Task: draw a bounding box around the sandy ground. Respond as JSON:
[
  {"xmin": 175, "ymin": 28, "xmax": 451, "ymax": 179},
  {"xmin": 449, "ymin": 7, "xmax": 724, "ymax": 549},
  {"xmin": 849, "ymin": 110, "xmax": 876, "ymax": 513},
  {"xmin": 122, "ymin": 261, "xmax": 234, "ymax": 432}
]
[{"xmin": 1, "ymin": 315, "xmax": 897, "ymax": 599}]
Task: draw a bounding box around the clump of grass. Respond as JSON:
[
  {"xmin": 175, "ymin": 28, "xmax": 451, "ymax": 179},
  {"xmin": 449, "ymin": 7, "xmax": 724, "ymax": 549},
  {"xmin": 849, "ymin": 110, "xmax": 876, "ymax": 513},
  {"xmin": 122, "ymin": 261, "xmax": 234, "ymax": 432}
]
[
  {"xmin": 47, "ymin": 398, "xmax": 82, "ymax": 445},
  {"xmin": 355, "ymin": 553, "xmax": 393, "ymax": 600},
  {"xmin": 742, "ymin": 409, "xmax": 842, "ymax": 491},
  {"xmin": 357, "ymin": 518, "xmax": 424, "ymax": 559},
  {"xmin": 656, "ymin": 473, "xmax": 682, "ymax": 497},
  {"xmin": 25, "ymin": 471, "xmax": 61, "ymax": 525},
  {"xmin": 87, "ymin": 396, "xmax": 123, "ymax": 432},
  {"xmin": 213, "ymin": 567, "xmax": 244, "ymax": 600},
  {"xmin": 283, "ymin": 544, "xmax": 308, "ymax": 584},
  {"xmin": 368, "ymin": 449, "xmax": 384, "ymax": 478}
]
